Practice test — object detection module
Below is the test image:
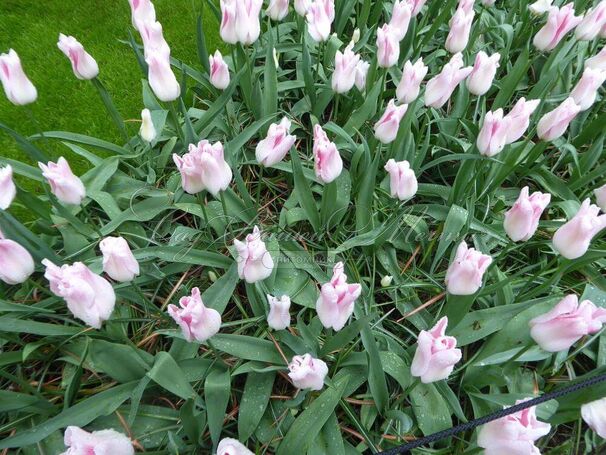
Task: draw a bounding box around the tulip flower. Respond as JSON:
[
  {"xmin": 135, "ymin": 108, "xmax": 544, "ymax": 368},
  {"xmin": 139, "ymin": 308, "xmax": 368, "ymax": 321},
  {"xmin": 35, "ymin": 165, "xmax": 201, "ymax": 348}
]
[
  {"xmin": 374, "ymin": 99, "xmax": 408, "ymax": 144},
  {"xmin": 43, "ymin": 259, "xmax": 116, "ymax": 329},
  {"xmin": 570, "ymin": 67, "xmax": 606, "ymax": 111},
  {"xmin": 255, "ymin": 117, "xmax": 296, "ymax": 167},
  {"xmin": 99, "ymin": 236, "xmax": 140, "ymax": 282},
  {"xmin": 586, "ymin": 45, "xmax": 606, "ymax": 70},
  {"xmin": 138, "ymin": 20, "xmax": 170, "ymax": 58},
  {"xmin": 529, "ymin": 0, "xmax": 552, "ymax": 15},
  {"xmin": 288, "ymin": 353, "xmax": 329, "ymax": 390},
  {"xmin": 466, "ymin": 51, "xmax": 500, "ymax": 96},
  {"xmin": 390, "ymin": 0, "xmax": 412, "ymax": 41},
  {"xmin": 145, "ymin": 49, "xmax": 180, "ymax": 102},
  {"xmin": 477, "ymin": 400, "xmax": 551, "ymax": 454},
  {"xmin": 445, "ymin": 5, "xmax": 475, "ymax": 53},
  {"xmin": 234, "ymin": 226, "xmax": 274, "ymax": 283},
  {"xmin": 409, "ymin": 0, "xmax": 427, "ymax": 16},
  {"xmin": 236, "ymin": 0, "xmax": 263, "ymax": 45},
  {"xmin": 0, "ymin": 49, "xmax": 37, "ymax": 105},
  {"xmin": 62, "ymin": 426, "xmax": 134, "ymax": 455},
  {"xmin": 168, "ymin": 287, "xmax": 221, "ymax": 342},
  {"xmin": 504, "ymin": 187, "xmax": 551, "ymax": 242},
  {"xmin": 553, "ymin": 198, "xmax": 606, "ymax": 259},
  {"xmin": 0, "ymin": 230, "xmax": 34, "ymax": 285},
  {"xmin": 267, "ymin": 294, "xmax": 291, "ymax": 330},
  {"xmin": 355, "ymin": 60, "xmax": 370, "ymax": 91},
  {"xmin": 295, "ymin": 0, "xmax": 311, "ymax": 16},
  {"xmin": 220, "ymin": 0, "xmax": 239, "ymax": 44},
  {"xmin": 313, "ymin": 124, "xmax": 343, "ymax": 184},
  {"xmin": 377, "ymin": 24, "xmax": 400, "ymax": 68},
  {"xmin": 57, "ymin": 34, "xmax": 99, "ymax": 80},
  {"xmin": 381, "ymin": 275, "xmax": 393, "ymax": 287},
  {"xmin": 128, "ymin": 0, "xmax": 156, "ymax": 30},
  {"xmin": 396, "ymin": 58, "xmax": 428, "ymax": 104},
  {"xmin": 537, "ymin": 97, "xmax": 581, "ymax": 141},
  {"xmin": 173, "ymin": 140, "xmax": 232, "ymax": 196},
  {"xmin": 595, "ymin": 183, "xmax": 606, "ymax": 212},
  {"xmin": 530, "ymin": 294, "xmax": 606, "ymax": 352},
  {"xmin": 216, "ymin": 438, "xmax": 255, "ymax": 455},
  {"xmin": 267, "ymin": 0, "xmax": 290, "ymax": 20},
  {"xmin": 533, "ymin": 3, "xmax": 582, "ymax": 52},
  {"xmin": 575, "ymin": 1, "xmax": 606, "ymax": 41},
  {"xmin": 316, "ymin": 262, "xmax": 362, "ymax": 331},
  {"xmin": 38, "ymin": 157, "xmax": 86, "ymax": 205},
  {"xmin": 332, "ymin": 43, "xmax": 361, "ymax": 94},
  {"xmin": 425, "ymin": 53, "xmax": 473, "ymax": 108},
  {"xmin": 445, "ymin": 241, "xmax": 492, "ymax": 295},
  {"xmin": 0, "ymin": 165, "xmax": 16, "ymax": 210},
  {"xmin": 384, "ymin": 159, "xmax": 418, "ymax": 201},
  {"xmin": 140, "ymin": 108, "xmax": 156, "ymax": 142},
  {"xmin": 503, "ymin": 97, "xmax": 541, "ymax": 144},
  {"xmin": 457, "ymin": 0, "xmax": 474, "ymax": 12},
  {"xmin": 209, "ymin": 50, "xmax": 230, "ymax": 90},
  {"xmin": 582, "ymin": 398, "xmax": 606, "ymax": 439},
  {"xmin": 410, "ymin": 317, "xmax": 462, "ymax": 383},
  {"xmin": 306, "ymin": 0, "xmax": 335, "ymax": 42},
  {"xmin": 477, "ymin": 109, "xmax": 510, "ymax": 157}
]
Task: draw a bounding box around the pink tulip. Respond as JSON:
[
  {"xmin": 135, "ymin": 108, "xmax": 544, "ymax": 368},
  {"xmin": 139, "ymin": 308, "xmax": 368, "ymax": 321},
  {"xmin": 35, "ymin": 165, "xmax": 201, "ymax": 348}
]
[
  {"xmin": 581, "ymin": 398, "xmax": 606, "ymax": 439},
  {"xmin": 0, "ymin": 49, "xmax": 37, "ymax": 105},
  {"xmin": 570, "ymin": 67, "xmax": 606, "ymax": 111},
  {"xmin": 236, "ymin": 0, "xmax": 263, "ymax": 45},
  {"xmin": 445, "ymin": 5, "xmax": 475, "ymax": 53},
  {"xmin": 0, "ymin": 165, "xmax": 16, "ymax": 210},
  {"xmin": 377, "ymin": 24, "xmax": 400, "ymax": 68},
  {"xmin": 57, "ymin": 34, "xmax": 99, "ymax": 80},
  {"xmin": 504, "ymin": 187, "xmax": 551, "ymax": 242},
  {"xmin": 410, "ymin": 317, "xmax": 462, "ymax": 383},
  {"xmin": 99, "ymin": 236, "xmax": 140, "ymax": 282},
  {"xmin": 533, "ymin": 3, "xmax": 582, "ymax": 51},
  {"xmin": 306, "ymin": 0, "xmax": 335, "ymax": 42},
  {"xmin": 390, "ymin": 0, "xmax": 412, "ymax": 41},
  {"xmin": 173, "ymin": 140, "xmax": 232, "ymax": 196},
  {"xmin": 220, "ymin": 0, "xmax": 239, "ymax": 44},
  {"xmin": 168, "ymin": 287, "xmax": 221, "ymax": 342},
  {"xmin": 145, "ymin": 49, "xmax": 180, "ymax": 102},
  {"xmin": 316, "ymin": 262, "xmax": 362, "ymax": 331},
  {"xmin": 553, "ymin": 198, "xmax": 606, "ymax": 259},
  {"xmin": 466, "ymin": 51, "xmax": 500, "ymax": 96},
  {"xmin": 503, "ymin": 97, "xmax": 541, "ymax": 144},
  {"xmin": 575, "ymin": 1, "xmax": 606, "ymax": 41},
  {"xmin": 43, "ymin": 259, "xmax": 115, "ymax": 329},
  {"xmin": 209, "ymin": 50, "xmax": 230, "ymax": 90},
  {"xmin": 477, "ymin": 400, "xmax": 551, "ymax": 454},
  {"xmin": 529, "ymin": 0, "xmax": 553, "ymax": 15},
  {"xmin": 0, "ymin": 230, "xmax": 34, "ymax": 285},
  {"xmin": 216, "ymin": 438, "xmax": 255, "ymax": 455},
  {"xmin": 477, "ymin": 109, "xmax": 510, "ymax": 157},
  {"xmin": 445, "ymin": 241, "xmax": 492, "ymax": 295},
  {"xmin": 62, "ymin": 426, "xmax": 134, "ymax": 455},
  {"xmin": 267, "ymin": 0, "xmax": 290, "ymax": 20},
  {"xmin": 424, "ymin": 52, "xmax": 473, "ymax": 108},
  {"xmin": 384, "ymin": 159, "xmax": 418, "ymax": 201},
  {"xmin": 595, "ymin": 183, "xmax": 606, "ymax": 212},
  {"xmin": 38, "ymin": 157, "xmax": 86, "ymax": 205},
  {"xmin": 457, "ymin": 0, "xmax": 475, "ymax": 12},
  {"xmin": 586, "ymin": 45, "xmax": 606, "ymax": 70},
  {"xmin": 408, "ymin": 0, "xmax": 427, "ymax": 16},
  {"xmin": 234, "ymin": 226, "xmax": 275, "ymax": 283},
  {"xmin": 374, "ymin": 99, "xmax": 408, "ymax": 144},
  {"xmin": 530, "ymin": 294, "xmax": 606, "ymax": 352},
  {"xmin": 295, "ymin": 0, "xmax": 311, "ymax": 16},
  {"xmin": 537, "ymin": 97, "xmax": 581, "ymax": 141},
  {"xmin": 396, "ymin": 58, "xmax": 428, "ymax": 103},
  {"xmin": 288, "ymin": 353, "xmax": 329, "ymax": 390},
  {"xmin": 255, "ymin": 117, "xmax": 296, "ymax": 167},
  {"xmin": 138, "ymin": 20, "xmax": 170, "ymax": 58},
  {"xmin": 267, "ymin": 294, "xmax": 291, "ymax": 330},
  {"xmin": 313, "ymin": 124, "xmax": 343, "ymax": 184},
  {"xmin": 355, "ymin": 60, "xmax": 370, "ymax": 91},
  {"xmin": 128, "ymin": 0, "xmax": 156, "ymax": 30},
  {"xmin": 332, "ymin": 43, "xmax": 361, "ymax": 94}
]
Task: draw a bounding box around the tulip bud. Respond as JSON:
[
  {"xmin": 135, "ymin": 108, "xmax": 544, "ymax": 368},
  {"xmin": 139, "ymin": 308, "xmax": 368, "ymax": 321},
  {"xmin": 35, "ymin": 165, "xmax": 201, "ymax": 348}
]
[
  {"xmin": 481, "ymin": 0, "xmax": 495, "ymax": 5},
  {"xmin": 0, "ymin": 165, "xmax": 16, "ymax": 210},
  {"xmin": 374, "ymin": 100, "xmax": 408, "ymax": 144},
  {"xmin": 128, "ymin": 0, "xmax": 156, "ymax": 30},
  {"xmin": 313, "ymin": 124, "xmax": 343, "ymax": 184},
  {"xmin": 530, "ymin": 294, "xmax": 606, "ymax": 352},
  {"xmin": 582, "ymin": 398, "xmax": 606, "ymax": 439},
  {"xmin": 553, "ymin": 198, "xmax": 606, "ymax": 259},
  {"xmin": 267, "ymin": 294, "xmax": 291, "ymax": 330},
  {"xmin": 38, "ymin": 157, "xmax": 86, "ymax": 205},
  {"xmin": 396, "ymin": 58, "xmax": 428, "ymax": 104},
  {"xmin": 390, "ymin": 0, "xmax": 412, "ymax": 41},
  {"xmin": 295, "ymin": 0, "xmax": 311, "ymax": 16},
  {"xmin": 273, "ymin": 48, "xmax": 280, "ymax": 68},
  {"xmin": 288, "ymin": 353, "xmax": 329, "ymax": 390},
  {"xmin": 586, "ymin": 45, "xmax": 606, "ymax": 71},
  {"xmin": 236, "ymin": 0, "xmax": 263, "ymax": 45},
  {"xmin": 306, "ymin": 0, "xmax": 335, "ymax": 42},
  {"xmin": 529, "ymin": 0, "xmax": 552, "ymax": 15},
  {"xmin": 537, "ymin": 97, "xmax": 581, "ymax": 141},
  {"xmin": 145, "ymin": 49, "xmax": 180, "ymax": 102},
  {"xmin": 217, "ymin": 438, "xmax": 255, "ymax": 455},
  {"xmin": 234, "ymin": 226, "xmax": 274, "ymax": 283},
  {"xmin": 354, "ymin": 60, "xmax": 370, "ymax": 91},
  {"xmin": 220, "ymin": 0, "xmax": 239, "ymax": 44},
  {"xmin": 332, "ymin": 43, "xmax": 361, "ymax": 94},
  {"xmin": 377, "ymin": 24, "xmax": 400, "ymax": 68},
  {"xmin": 445, "ymin": 5, "xmax": 475, "ymax": 53},
  {"xmin": 316, "ymin": 262, "xmax": 362, "ymax": 331},
  {"xmin": 409, "ymin": 0, "xmax": 427, "ymax": 16},
  {"xmin": 503, "ymin": 187, "xmax": 551, "ymax": 242},
  {"xmin": 533, "ymin": 3, "xmax": 582, "ymax": 52},
  {"xmin": 0, "ymin": 230, "xmax": 35, "ymax": 285},
  {"xmin": 466, "ymin": 51, "xmax": 500, "ymax": 96},
  {"xmin": 352, "ymin": 28, "xmax": 361, "ymax": 43},
  {"xmin": 445, "ymin": 241, "xmax": 492, "ymax": 295},
  {"xmin": 424, "ymin": 52, "xmax": 473, "ymax": 108},
  {"xmin": 575, "ymin": 1, "xmax": 606, "ymax": 41},
  {"xmin": 503, "ymin": 97, "xmax": 541, "ymax": 144},
  {"xmin": 384, "ymin": 159, "xmax": 418, "ymax": 201},
  {"xmin": 381, "ymin": 275, "xmax": 393, "ymax": 287},
  {"xmin": 570, "ymin": 67, "xmax": 606, "ymax": 111},
  {"xmin": 209, "ymin": 50, "xmax": 230, "ymax": 90},
  {"xmin": 267, "ymin": 0, "xmax": 290, "ymax": 20},
  {"xmin": 173, "ymin": 140, "xmax": 232, "ymax": 196},
  {"xmin": 0, "ymin": 49, "xmax": 37, "ymax": 105},
  {"xmin": 139, "ymin": 108, "xmax": 156, "ymax": 143},
  {"xmin": 256, "ymin": 117, "xmax": 296, "ymax": 167},
  {"xmin": 63, "ymin": 426, "xmax": 134, "ymax": 455},
  {"xmin": 43, "ymin": 259, "xmax": 115, "ymax": 329},
  {"xmin": 99, "ymin": 236, "xmax": 140, "ymax": 282},
  {"xmin": 410, "ymin": 317, "xmax": 462, "ymax": 383},
  {"xmin": 595, "ymin": 183, "xmax": 606, "ymax": 212},
  {"xmin": 168, "ymin": 287, "xmax": 221, "ymax": 342},
  {"xmin": 477, "ymin": 109, "xmax": 510, "ymax": 157},
  {"xmin": 208, "ymin": 270, "xmax": 218, "ymax": 282},
  {"xmin": 57, "ymin": 34, "xmax": 99, "ymax": 80}
]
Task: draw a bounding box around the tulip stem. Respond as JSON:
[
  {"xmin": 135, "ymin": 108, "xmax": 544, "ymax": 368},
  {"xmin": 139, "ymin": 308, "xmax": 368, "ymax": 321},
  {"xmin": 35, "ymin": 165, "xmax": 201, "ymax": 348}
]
[
  {"xmin": 91, "ymin": 78, "xmax": 129, "ymax": 144},
  {"xmin": 219, "ymin": 191, "xmax": 232, "ymax": 235},
  {"xmin": 168, "ymin": 101, "xmax": 185, "ymax": 145},
  {"xmin": 23, "ymin": 106, "xmax": 49, "ymax": 148},
  {"xmin": 196, "ymin": 192, "xmax": 210, "ymax": 229},
  {"xmin": 80, "ymin": 203, "xmax": 102, "ymax": 237},
  {"xmin": 333, "ymin": 94, "xmax": 340, "ymax": 122}
]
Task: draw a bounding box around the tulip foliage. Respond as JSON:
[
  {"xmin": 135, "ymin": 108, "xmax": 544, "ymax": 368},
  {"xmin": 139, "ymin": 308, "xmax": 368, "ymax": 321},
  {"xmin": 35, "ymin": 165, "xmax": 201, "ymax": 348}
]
[{"xmin": 2, "ymin": 0, "xmax": 606, "ymax": 453}]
